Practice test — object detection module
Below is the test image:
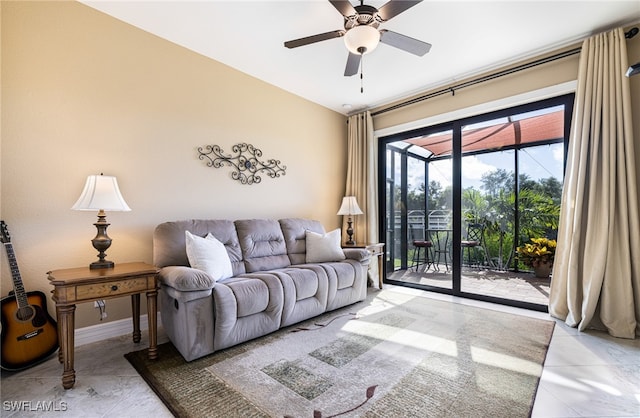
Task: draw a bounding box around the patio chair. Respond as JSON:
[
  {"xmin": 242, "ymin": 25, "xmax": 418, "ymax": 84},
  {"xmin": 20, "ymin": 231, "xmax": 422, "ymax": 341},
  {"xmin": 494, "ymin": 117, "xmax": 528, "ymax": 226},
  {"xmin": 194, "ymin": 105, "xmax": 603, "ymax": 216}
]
[
  {"xmin": 429, "ymin": 228, "xmax": 451, "ymax": 271},
  {"xmin": 461, "ymin": 222, "xmax": 485, "ymax": 268},
  {"xmin": 410, "ymin": 224, "xmax": 433, "ymax": 272}
]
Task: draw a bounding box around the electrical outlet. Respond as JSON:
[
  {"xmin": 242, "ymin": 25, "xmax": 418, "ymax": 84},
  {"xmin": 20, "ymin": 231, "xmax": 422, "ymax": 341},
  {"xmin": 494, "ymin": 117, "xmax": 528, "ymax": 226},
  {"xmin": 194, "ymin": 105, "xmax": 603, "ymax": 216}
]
[{"xmin": 94, "ymin": 299, "xmax": 107, "ymax": 320}]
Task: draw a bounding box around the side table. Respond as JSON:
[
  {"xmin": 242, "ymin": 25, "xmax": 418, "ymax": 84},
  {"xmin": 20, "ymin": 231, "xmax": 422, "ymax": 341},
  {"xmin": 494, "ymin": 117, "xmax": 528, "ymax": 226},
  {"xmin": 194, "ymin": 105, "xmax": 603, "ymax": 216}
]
[
  {"xmin": 344, "ymin": 243, "xmax": 385, "ymax": 288},
  {"xmin": 47, "ymin": 261, "xmax": 159, "ymax": 389}
]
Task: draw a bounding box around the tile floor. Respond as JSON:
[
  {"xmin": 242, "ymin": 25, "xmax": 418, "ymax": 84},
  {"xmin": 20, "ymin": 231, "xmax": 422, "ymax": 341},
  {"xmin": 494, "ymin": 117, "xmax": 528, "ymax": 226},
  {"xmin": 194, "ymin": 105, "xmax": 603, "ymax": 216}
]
[
  {"xmin": 1, "ymin": 286, "xmax": 638, "ymax": 417},
  {"xmin": 389, "ymin": 267, "xmax": 552, "ymax": 306}
]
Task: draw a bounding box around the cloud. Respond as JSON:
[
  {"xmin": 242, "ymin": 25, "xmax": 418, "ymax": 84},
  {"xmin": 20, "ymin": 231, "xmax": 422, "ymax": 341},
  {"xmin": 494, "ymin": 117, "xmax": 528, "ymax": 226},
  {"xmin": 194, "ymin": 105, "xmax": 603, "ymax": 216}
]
[
  {"xmin": 429, "ymin": 160, "xmax": 452, "ymax": 185},
  {"xmin": 405, "ymin": 145, "xmax": 563, "ymax": 193},
  {"xmin": 462, "ymin": 156, "xmax": 497, "ymax": 185},
  {"xmin": 408, "ymin": 156, "xmax": 497, "ymax": 191},
  {"xmin": 553, "ymin": 145, "xmax": 563, "ymax": 162}
]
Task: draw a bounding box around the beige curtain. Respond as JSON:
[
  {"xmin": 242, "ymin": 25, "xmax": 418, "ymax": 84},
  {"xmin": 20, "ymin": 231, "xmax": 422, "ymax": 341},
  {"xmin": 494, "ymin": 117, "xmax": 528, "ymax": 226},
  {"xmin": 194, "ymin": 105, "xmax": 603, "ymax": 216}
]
[
  {"xmin": 549, "ymin": 28, "xmax": 640, "ymax": 338},
  {"xmin": 344, "ymin": 111, "xmax": 379, "ymax": 281}
]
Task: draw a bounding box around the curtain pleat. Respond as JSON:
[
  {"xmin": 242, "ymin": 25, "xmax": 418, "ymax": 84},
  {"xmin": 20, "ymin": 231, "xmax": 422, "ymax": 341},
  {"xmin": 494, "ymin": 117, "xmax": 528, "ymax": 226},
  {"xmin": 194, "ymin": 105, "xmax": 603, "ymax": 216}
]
[
  {"xmin": 344, "ymin": 111, "xmax": 379, "ymax": 283},
  {"xmin": 549, "ymin": 27, "xmax": 640, "ymax": 338}
]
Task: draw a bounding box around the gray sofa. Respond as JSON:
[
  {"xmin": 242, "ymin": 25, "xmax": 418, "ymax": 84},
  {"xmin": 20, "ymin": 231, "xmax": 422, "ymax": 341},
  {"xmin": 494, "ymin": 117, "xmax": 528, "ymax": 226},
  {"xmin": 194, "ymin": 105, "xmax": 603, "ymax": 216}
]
[{"xmin": 153, "ymin": 218, "xmax": 371, "ymax": 361}]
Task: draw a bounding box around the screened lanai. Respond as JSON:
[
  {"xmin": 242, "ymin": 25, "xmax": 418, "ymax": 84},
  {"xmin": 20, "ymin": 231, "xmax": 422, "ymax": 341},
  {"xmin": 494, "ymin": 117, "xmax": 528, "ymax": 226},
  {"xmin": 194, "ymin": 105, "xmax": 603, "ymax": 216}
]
[{"xmin": 382, "ymin": 95, "xmax": 572, "ymax": 311}]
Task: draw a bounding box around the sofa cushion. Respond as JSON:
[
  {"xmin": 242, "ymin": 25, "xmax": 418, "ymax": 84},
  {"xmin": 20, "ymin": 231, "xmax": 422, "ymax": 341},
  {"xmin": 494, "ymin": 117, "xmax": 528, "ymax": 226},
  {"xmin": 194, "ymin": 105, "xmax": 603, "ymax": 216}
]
[
  {"xmin": 185, "ymin": 231, "xmax": 234, "ymax": 281},
  {"xmin": 279, "ymin": 218, "xmax": 325, "ymax": 265},
  {"xmin": 331, "ymin": 262, "xmax": 357, "ymax": 289},
  {"xmin": 213, "ymin": 273, "xmax": 284, "ymax": 351},
  {"xmin": 154, "ymin": 219, "xmax": 245, "ymax": 275},
  {"xmin": 305, "ymin": 229, "xmax": 346, "ymax": 263},
  {"xmin": 270, "ymin": 267, "xmax": 328, "ymax": 327},
  {"xmin": 235, "ymin": 219, "xmax": 291, "ymax": 273},
  {"xmin": 222, "ymin": 276, "xmax": 270, "ymax": 318},
  {"xmin": 282, "ymin": 268, "xmax": 320, "ymax": 301}
]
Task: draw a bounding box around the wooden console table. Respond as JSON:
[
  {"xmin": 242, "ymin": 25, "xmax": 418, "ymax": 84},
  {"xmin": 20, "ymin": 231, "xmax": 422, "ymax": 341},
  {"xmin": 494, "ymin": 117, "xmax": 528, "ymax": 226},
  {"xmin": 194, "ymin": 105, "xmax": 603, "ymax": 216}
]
[
  {"xmin": 47, "ymin": 262, "xmax": 159, "ymax": 389},
  {"xmin": 344, "ymin": 243, "xmax": 385, "ymax": 288}
]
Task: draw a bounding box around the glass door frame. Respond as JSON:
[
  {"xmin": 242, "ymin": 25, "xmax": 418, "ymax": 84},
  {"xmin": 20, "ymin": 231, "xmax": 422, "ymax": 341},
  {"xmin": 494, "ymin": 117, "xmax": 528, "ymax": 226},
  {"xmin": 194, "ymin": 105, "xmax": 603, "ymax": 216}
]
[{"xmin": 378, "ymin": 93, "xmax": 574, "ymax": 312}]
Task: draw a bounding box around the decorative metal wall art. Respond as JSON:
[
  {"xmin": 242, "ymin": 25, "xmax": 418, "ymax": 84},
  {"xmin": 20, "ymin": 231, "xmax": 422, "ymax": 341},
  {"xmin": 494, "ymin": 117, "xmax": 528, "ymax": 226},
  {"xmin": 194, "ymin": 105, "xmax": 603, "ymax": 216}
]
[{"xmin": 197, "ymin": 143, "xmax": 286, "ymax": 185}]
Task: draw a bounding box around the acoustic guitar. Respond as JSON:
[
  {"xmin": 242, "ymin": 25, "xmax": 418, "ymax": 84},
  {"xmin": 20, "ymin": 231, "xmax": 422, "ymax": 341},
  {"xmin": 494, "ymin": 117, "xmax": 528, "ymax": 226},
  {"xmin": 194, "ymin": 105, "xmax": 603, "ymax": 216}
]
[{"xmin": 1, "ymin": 221, "xmax": 59, "ymax": 371}]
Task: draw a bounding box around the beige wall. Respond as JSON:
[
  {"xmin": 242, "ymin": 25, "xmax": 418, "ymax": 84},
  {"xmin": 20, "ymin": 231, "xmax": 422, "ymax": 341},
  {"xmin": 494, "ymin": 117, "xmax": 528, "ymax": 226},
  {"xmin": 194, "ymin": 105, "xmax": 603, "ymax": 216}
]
[
  {"xmin": 1, "ymin": 1, "xmax": 347, "ymax": 327},
  {"xmin": 372, "ymin": 23, "xmax": 640, "ymax": 227},
  {"xmin": 373, "ymin": 27, "xmax": 639, "ymax": 146},
  {"xmin": 371, "ymin": 47, "xmax": 581, "ymax": 130}
]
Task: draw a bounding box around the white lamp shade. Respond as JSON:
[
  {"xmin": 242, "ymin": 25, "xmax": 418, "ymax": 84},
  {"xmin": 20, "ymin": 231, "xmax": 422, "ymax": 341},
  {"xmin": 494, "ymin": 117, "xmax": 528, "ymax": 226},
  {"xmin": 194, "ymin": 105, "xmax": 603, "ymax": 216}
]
[
  {"xmin": 337, "ymin": 196, "xmax": 363, "ymax": 216},
  {"xmin": 344, "ymin": 25, "xmax": 380, "ymax": 55},
  {"xmin": 72, "ymin": 174, "xmax": 131, "ymax": 211}
]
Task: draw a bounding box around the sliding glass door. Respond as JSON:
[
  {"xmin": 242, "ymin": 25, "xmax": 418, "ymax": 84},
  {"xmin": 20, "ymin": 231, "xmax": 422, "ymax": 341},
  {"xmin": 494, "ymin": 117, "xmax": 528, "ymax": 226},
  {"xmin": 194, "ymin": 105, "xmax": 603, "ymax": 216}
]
[
  {"xmin": 384, "ymin": 124, "xmax": 454, "ymax": 289},
  {"xmin": 381, "ymin": 94, "xmax": 573, "ymax": 311}
]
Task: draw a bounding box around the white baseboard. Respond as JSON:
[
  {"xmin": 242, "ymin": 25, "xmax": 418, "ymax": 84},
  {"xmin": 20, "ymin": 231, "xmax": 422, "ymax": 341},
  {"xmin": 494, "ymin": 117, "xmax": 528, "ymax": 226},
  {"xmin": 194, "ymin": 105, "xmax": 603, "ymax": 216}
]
[{"xmin": 74, "ymin": 313, "xmax": 165, "ymax": 347}]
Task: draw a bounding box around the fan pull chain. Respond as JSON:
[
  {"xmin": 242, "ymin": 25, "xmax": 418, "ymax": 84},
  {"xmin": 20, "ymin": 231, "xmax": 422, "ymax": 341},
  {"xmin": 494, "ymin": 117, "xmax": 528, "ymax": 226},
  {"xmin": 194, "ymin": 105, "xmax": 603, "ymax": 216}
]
[{"xmin": 360, "ymin": 54, "xmax": 364, "ymax": 94}]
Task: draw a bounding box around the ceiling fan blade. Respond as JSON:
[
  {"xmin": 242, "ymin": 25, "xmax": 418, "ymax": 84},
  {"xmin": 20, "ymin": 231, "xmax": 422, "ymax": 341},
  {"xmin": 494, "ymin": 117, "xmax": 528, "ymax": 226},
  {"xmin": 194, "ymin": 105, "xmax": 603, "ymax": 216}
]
[
  {"xmin": 377, "ymin": 0, "xmax": 422, "ymax": 21},
  {"xmin": 284, "ymin": 30, "xmax": 345, "ymax": 49},
  {"xmin": 344, "ymin": 52, "xmax": 361, "ymax": 76},
  {"xmin": 329, "ymin": 0, "xmax": 357, "ymax": 17},
  {"xmin": 380, "ymin": 29, "xmax": 431, "ymax": 56}
]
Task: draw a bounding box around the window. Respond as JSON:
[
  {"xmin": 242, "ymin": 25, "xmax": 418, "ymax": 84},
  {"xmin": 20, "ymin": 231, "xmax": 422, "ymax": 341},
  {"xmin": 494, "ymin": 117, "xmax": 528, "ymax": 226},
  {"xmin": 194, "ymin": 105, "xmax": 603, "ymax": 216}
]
[{"xmin": 380, "ymin": 93, "xmax": 573, "ymax": 311}]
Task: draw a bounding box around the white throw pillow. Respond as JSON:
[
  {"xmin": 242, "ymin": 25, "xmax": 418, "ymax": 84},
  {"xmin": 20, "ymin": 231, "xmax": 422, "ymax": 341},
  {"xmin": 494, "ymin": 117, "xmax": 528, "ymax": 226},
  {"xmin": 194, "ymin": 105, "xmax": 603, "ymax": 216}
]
[
  {"xmin": 184, "ymin": 231, "xmax": 234, "ymax": 281},
  {"xmin": 305, "ymin": 229, "xmax": 346, "ymax": 263}
]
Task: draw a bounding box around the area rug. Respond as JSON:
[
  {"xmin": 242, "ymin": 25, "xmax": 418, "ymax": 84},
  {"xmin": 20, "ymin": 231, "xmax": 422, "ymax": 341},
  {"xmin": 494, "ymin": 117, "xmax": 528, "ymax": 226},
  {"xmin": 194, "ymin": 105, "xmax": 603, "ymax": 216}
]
[{"xmin": 125, "ymin": 288, "xmax": 554, "ymax": 417}]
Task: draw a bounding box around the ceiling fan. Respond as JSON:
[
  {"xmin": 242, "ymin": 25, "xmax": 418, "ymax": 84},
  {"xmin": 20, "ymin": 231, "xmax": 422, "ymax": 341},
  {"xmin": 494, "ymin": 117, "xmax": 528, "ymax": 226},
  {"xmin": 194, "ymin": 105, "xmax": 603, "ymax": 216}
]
[{"xmin": 284, "ymin": 0, "xmax": 432, "ymax": 77}]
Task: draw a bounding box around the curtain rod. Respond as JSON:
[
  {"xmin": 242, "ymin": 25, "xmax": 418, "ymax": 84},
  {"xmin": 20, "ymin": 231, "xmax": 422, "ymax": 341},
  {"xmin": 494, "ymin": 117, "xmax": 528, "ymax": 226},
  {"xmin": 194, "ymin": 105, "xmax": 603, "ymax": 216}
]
[
  {"xmin": 371, "ymin": 47, "xmax": 581, "ymax": 116},
  {"xmin": 371, "ymin": 26, "xmax": 638, "ymax": 117}
]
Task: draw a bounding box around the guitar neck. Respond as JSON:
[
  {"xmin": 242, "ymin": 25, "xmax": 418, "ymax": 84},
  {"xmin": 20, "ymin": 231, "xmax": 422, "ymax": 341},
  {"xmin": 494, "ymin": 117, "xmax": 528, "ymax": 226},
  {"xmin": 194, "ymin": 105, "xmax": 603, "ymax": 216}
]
[{"xmin": 3, "ymin": 242, "xmax": 29, "ymax": 308}]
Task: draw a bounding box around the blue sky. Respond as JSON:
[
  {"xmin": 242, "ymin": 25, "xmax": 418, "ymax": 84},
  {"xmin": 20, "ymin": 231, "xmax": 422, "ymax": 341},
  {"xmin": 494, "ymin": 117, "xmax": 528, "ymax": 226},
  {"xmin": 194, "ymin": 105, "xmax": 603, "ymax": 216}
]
[
  {"xmin": 405, "ymin": 105, "xmax": 566, "ymax": 192},
  {"xmin": 409, "ymin": 142, "xmax": 564, "ymax": 192}
]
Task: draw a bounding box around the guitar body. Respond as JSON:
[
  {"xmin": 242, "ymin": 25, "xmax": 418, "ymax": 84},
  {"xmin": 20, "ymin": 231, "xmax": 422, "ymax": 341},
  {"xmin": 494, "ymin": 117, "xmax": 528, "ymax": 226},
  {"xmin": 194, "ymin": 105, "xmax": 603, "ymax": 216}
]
[{"xmin": 1, "ymin": 290, "xmax": 59, "ymax": 371}]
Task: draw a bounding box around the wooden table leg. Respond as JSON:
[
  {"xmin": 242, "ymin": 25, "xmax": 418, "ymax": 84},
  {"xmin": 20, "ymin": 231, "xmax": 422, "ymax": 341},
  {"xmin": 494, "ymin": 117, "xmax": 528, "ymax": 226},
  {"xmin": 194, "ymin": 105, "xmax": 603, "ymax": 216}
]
[
  {"xmin": 56, "ymin": 305, "xmax": 64, "ymax": 364},
  {"xmin": 146, "ymin": 289, "xmax": 158, "ymax": 360},
  {"xmin": 131, "ymin": 294, "xmax": 141, "ymax": 344},
  {"xmin": 58, "ymin": 304, "xmax": 76, "ymax": 390}
]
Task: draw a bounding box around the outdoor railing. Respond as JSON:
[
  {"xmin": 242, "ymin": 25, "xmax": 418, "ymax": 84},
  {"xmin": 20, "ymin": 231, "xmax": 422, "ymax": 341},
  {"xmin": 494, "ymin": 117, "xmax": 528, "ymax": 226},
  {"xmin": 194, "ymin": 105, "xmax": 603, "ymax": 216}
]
[{"xmin": 392, "ymin": 209, "xmax": 517, "ymax": 271}]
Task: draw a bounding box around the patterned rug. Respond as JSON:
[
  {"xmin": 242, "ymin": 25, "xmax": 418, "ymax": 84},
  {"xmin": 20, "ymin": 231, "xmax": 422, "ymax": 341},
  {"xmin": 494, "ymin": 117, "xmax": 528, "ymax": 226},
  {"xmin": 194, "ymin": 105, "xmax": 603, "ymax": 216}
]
[{"xmin": 125, "ymin": 288, "xmax": 554, "ymax": 417}]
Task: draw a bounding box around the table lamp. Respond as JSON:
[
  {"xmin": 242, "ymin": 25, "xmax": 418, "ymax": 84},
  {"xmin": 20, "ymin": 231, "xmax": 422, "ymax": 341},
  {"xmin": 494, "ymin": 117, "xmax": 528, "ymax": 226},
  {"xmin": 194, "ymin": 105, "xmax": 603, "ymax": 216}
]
[
  {"xmin": 72, "ymin": 174, "xmax": 131, "ymax": 269},
  {"xmin": 337, "ymin": 196, "xmax": 363, "ymax": 246}
]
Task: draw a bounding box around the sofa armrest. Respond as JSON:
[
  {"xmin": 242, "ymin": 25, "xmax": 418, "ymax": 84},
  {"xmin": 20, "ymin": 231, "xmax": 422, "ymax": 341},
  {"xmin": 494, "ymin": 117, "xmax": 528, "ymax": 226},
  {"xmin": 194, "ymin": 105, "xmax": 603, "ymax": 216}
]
[
  {"xmin": 342, "ymin": 248, "xmax": 371, "ymax": 264},
  {"xmin": 158, "ymin": 266, "xmax": 216, "ymax": 292}
]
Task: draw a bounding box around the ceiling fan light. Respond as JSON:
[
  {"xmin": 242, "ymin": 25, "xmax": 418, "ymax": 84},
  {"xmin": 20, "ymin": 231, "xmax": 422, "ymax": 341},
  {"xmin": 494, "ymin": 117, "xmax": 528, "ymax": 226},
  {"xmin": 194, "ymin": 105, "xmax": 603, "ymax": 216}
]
[{"xmin": 344, "ymin": 25, "xmax": 380, "ymax": 55}]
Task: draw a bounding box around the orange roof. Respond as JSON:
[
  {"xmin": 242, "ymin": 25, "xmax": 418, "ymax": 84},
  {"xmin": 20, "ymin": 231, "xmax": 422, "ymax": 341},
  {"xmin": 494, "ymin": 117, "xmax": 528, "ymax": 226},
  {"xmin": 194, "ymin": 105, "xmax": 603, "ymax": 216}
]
[{"xmin": 405, "ymin": 109, "xmax": 564, "ymax": 157}]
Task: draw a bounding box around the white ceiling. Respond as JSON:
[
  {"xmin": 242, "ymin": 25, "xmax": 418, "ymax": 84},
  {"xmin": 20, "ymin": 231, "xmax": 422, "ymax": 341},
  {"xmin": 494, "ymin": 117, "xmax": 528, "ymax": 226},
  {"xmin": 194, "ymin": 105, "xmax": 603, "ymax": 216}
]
[{"xmin": 81, "ymin": 0, "xmax": 640, "ymax": 115}]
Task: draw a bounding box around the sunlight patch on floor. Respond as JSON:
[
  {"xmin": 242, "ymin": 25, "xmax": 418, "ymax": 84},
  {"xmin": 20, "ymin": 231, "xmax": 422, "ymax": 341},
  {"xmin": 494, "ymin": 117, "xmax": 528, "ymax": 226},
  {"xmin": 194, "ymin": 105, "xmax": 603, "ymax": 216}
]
[{"xmin": 470, "ymin": 346, "xmax": 542, "ymax": 376}]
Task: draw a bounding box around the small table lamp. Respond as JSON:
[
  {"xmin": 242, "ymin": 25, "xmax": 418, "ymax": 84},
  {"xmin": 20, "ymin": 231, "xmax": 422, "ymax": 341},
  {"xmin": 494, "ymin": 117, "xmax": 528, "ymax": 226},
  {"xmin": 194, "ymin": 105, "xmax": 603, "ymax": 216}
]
[
  {"xmin": 72, "ymin": 174, "xmax": 131, "ymax": 269},
  {"xmin": 337, "ymin": 196, "xmax": 363, "ymax": 246}
]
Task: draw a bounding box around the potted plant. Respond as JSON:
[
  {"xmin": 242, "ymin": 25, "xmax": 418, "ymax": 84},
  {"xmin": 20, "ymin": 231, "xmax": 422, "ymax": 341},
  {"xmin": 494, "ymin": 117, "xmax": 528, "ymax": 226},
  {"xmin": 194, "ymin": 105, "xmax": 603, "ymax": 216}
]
[{"xmin": 517, "ymin": 237, "xmax": 556, "ymax": 278}]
